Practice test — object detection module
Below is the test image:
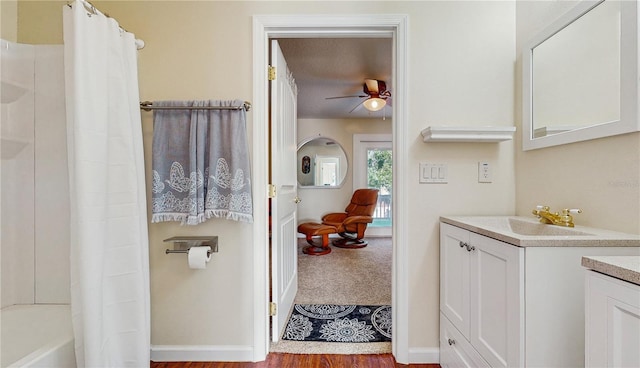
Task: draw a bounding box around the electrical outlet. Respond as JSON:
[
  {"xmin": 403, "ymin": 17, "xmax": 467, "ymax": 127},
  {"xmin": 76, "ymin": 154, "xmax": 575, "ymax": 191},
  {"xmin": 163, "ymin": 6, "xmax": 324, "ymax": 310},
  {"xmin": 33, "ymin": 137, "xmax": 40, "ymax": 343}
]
[{"xmin": 478, "ymin": 162, "xmax": 492, "ymax": 183}]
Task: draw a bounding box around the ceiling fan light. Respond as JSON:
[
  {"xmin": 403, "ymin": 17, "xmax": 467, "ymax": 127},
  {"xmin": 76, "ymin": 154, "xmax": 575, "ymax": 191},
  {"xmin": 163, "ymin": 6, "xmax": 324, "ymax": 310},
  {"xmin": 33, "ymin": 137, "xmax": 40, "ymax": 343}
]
[{"xmin": 363, "ymin": 97, "xmax": 386, "ymax": 112}]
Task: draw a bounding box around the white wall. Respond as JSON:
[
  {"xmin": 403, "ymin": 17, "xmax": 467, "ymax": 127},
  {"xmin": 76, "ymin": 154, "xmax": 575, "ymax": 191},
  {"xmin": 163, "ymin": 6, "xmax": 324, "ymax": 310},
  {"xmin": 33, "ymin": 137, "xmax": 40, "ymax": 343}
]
[
  {"xmin": 19, "ymin": 0, "xmax": 516, "ymax": 360},
  {"xmin": 1, "ymin": 40, "xmax": 69, "ymax": 308},
  {"xmin": 0, "ymin": 1, "xmax": 17, "ymax": 43},
  {"xmin": 297, "ymin": 118, "xmax": 391, "ymax": 223},
  {"xmin": 406, "ymin": 2, "xmax": 516, "ymax": 354},
  {"xmin": 515, "ymin": 1, "xmax": 640, "ymax": 234}
]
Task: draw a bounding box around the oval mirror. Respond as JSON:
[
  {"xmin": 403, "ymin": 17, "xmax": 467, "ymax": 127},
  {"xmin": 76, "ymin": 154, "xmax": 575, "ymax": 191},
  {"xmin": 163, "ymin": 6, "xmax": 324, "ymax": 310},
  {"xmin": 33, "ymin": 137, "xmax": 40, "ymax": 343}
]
[{"xmin": 297, "ymin": 136, "xmax": 348, "ymax": 188}]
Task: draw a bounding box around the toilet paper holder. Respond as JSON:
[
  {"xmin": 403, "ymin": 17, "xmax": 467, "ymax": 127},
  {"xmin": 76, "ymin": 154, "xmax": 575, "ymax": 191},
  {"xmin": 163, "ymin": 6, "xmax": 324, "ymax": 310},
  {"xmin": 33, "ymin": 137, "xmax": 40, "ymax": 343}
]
[{"xmin": 164, "ymin": 236, "xmax": 218, "ymax": 256}]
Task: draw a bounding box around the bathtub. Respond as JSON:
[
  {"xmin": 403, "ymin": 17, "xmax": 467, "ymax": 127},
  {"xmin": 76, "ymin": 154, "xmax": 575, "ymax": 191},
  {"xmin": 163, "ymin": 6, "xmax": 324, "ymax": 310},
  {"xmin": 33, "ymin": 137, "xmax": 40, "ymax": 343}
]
[{"xmin": 1, "ymin": 304, "xmax": 75, "ymax": 368}]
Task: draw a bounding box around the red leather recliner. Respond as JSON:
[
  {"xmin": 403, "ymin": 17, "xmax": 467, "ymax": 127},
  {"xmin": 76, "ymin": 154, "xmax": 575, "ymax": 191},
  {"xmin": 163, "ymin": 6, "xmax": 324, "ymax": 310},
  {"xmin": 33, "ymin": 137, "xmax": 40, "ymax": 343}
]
[
  {"xmin": 320, "ymin": 188, "xmax": 379, "ymax": 248},
  {"xmin": 297, "ymin": 188, "xmax": 379, "ymax": 255}
]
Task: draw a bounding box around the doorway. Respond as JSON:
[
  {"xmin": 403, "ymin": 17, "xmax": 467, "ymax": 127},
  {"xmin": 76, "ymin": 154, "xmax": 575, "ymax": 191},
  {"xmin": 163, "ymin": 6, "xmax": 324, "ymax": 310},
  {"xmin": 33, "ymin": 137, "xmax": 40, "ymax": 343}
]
[
  {"xmin": 271, "ymin": 38, "xmax": 393, "ymax": 350},
  {"xmin": 252, "ymin": 14, "xmax": 409, "ymax": 363}
]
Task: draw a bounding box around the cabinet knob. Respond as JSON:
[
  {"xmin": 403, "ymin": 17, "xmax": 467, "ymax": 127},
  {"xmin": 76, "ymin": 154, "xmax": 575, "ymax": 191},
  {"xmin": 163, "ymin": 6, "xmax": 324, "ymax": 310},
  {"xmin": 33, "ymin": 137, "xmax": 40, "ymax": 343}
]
[
  {"xmin": 459, "ymin": 241, "xmax": 466, "ymax": 248},
  {"xmin": 465, "ymin": 243, "xmax": 476, "ymax": 252},
  {"xmin": 448, "ymin": 338, "xmax": 455, "ymax": 345}
]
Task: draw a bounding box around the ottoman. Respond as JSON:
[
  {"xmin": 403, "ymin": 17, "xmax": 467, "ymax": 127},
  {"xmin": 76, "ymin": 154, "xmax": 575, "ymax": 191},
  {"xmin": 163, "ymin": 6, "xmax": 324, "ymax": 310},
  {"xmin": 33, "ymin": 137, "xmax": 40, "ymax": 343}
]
[{"xmin": 297, "ymin": 222, "xmax": 338, "ymax": 255}]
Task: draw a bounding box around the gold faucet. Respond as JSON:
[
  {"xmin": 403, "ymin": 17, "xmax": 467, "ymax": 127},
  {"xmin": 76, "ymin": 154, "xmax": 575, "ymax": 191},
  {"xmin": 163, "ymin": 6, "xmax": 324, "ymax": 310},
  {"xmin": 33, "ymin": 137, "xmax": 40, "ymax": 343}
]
[{"xmin": 532, "ymin": 205, "xmax": 582, "ymax": 227}]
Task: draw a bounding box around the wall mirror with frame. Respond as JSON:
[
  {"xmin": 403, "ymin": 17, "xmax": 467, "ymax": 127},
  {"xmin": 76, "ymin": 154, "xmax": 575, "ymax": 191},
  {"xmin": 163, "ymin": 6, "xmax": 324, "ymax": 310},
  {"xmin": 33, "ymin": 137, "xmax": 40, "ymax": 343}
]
[
  {"xmin": 522, "ymin": 0, "xmax": 639, "ymax": 150},
  {"xmin": 297, "ymin": 136, "xmax": 348, "ymax": 188}
]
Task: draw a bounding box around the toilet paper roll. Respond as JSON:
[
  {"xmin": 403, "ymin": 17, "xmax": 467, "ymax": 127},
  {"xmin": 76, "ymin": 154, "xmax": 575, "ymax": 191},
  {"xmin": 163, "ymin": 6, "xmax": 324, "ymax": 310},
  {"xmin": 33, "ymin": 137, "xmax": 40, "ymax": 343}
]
[{"xmin": 188, "ymin": 246, "xmax": 212, "ymax": 269}]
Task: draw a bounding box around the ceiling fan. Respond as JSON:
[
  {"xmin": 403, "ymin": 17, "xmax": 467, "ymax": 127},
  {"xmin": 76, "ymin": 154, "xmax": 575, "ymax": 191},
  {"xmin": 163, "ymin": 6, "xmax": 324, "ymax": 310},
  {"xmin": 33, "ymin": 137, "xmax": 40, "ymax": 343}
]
[{"xmin": 326, "ymin": 79, "xmax": 392, "ymax": 113}]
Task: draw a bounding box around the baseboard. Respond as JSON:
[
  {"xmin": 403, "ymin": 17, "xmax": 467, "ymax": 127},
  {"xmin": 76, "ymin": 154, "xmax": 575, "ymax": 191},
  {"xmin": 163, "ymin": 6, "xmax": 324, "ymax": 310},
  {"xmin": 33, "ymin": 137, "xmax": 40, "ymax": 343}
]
[
  {"xmin": 408, "ymin": 347, "xmax": 440, "ymax": 364},
  {"xmin": 150, "ymin": 345, "xmax": 254, "ymax": 362},
  {"xmin": 150, "ymin": 345, "xmax": 437, "ymax": 363}
]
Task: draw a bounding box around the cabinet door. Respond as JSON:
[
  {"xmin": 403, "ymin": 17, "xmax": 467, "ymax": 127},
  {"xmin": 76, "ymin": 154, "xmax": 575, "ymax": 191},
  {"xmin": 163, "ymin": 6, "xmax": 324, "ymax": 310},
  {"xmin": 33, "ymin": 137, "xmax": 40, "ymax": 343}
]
[
  {"xmin": 585, "ymin": 270, "xmax": 640, "ymax": 367},
  {"xmin": 441, "ymin": 313, "xmax": 490, "ymax": 368},
  {"xmin": 440, "ymin": 223, "xmax": 471, "ymax": 337},
  {"xmin": 469, "ymin": 233, "xmax": 524, "ymax": 368}
]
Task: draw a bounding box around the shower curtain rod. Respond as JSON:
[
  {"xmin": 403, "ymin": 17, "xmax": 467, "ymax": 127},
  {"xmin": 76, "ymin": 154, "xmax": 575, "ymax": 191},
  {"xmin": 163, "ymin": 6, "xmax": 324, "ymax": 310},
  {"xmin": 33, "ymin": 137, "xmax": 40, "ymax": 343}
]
[
  {"xmin": 140, "ymin": 101, "xmax": 251, "ymax": 112},
  {"xmin": 67, "ymin": 2, "xmax": 145, "ymax": 49}
]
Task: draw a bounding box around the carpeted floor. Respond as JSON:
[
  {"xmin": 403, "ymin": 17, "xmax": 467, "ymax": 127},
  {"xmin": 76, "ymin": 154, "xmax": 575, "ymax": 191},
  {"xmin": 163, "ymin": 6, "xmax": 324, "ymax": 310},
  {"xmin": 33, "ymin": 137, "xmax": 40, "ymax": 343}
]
[{"xmin": 270, "ymin": 236, "xmax": 392, "ymax": 354}]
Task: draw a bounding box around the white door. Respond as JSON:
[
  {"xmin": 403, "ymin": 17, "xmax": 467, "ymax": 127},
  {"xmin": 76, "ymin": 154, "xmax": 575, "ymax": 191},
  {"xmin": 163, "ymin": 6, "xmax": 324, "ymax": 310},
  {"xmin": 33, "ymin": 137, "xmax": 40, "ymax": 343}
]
[
  {"xmin": 314, "ymin": 155, "xmax": 339, "ymax": 186},
  {"xmin": 270, "ymin": 39, "xmax": 299, "ymax": 342}
]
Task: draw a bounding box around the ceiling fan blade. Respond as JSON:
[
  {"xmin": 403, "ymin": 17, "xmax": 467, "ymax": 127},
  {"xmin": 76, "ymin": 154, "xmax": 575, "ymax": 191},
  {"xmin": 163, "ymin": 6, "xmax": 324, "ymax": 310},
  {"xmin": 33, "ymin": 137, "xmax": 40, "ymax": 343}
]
[
  {"xmin": 325, "ymin": 95, "xmax": 367, "ymax": 100},
  {"xmin": 348, "ymin": 100, "xmax": 363, "ymax": 113}
]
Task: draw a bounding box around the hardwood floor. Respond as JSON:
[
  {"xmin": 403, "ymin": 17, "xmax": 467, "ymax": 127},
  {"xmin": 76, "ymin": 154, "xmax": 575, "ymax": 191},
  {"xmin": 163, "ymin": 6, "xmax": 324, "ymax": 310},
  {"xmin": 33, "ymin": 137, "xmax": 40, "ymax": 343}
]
[{"xmin": 150, "ymin": 353, "xmax": 441, "ymax": 368}]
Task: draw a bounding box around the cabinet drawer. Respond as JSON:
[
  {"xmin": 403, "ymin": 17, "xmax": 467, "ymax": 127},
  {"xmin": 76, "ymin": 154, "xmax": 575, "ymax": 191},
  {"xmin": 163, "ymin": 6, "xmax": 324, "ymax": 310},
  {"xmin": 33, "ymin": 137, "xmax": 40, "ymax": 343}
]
[{"xmin": 440, "ymin": 313, "xmax": 489, "ymax": 368}]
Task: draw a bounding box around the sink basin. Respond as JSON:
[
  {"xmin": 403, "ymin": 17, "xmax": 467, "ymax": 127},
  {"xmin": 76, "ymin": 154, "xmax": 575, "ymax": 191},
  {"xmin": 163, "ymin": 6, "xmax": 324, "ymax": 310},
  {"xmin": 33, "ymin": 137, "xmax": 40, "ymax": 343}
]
[
  {"xmin": 450, "ymin": 216, "xmax": 593, "ymax": 236},
  {"xmin": 440, "ymin": 216, "xmax": 640, "ymax": 247},
  {"xmin": 506, "ymin": 218, "xmax": 594, "ymax": 236}
]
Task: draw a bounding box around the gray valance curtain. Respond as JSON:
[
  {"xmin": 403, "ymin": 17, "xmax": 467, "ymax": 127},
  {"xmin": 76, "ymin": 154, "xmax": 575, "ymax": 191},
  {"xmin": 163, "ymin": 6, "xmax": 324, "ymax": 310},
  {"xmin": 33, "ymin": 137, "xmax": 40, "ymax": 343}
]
[{"xmin": 151, "ymin": 100, "xmax": 253, "ymax": 225}]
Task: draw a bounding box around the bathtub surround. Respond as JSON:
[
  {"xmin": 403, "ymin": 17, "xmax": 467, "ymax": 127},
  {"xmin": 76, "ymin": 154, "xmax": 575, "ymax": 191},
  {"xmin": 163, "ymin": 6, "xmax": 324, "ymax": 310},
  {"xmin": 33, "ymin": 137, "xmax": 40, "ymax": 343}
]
[
  {"xmin": 1, "ymin": 40, "xmax": 69, "ymax": 309},
  {"xmin": 0, "ymin": 38, "xmax": 72, "ymax": 367},
  {"xmin": 0, "ymin": 305, "xmax": 76, "ymax": 367},
  {"xmin": 151, "ymin": 100, "xmax": 253, "ymax": 225},
  {"xmin": 63, "ymin": 1, "xmax": 150, "ymax": 366}
]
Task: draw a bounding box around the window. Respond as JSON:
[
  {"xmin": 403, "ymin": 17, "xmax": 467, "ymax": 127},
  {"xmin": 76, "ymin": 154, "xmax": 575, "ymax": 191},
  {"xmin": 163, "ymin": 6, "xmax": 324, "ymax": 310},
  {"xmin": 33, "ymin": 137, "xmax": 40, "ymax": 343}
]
[
  {"xmin": 367, "ymin": 147, "xmax": 392, "ymax": 227},
  {"xmin": 353, "ymin": 134, "xmax": 392, "ymax": 236}
]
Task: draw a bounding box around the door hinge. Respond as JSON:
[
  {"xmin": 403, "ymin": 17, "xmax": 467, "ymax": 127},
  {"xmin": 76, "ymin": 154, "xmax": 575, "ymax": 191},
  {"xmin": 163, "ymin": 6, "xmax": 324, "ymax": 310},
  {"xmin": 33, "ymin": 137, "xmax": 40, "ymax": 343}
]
[
  {"xmin": 269, "ymin": 302, "xmax": 277, "ymax": 316},
  {"xmin": 268, "ymin": 65, "xmax": 276, "ymax": 81},
  {"xmin": 268, "ymin": 184, "xmax": 276, "ymax": 198}
]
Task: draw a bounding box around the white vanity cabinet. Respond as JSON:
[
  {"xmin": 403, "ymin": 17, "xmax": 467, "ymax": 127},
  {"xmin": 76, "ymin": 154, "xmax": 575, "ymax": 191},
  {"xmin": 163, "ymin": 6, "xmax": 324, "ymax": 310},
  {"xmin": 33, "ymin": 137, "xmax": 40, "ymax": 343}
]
[
  {"xmin": 440, "ymin": 218, "xmax": 640, "ymax": 368},
  {"xmin": 440, "ymin": 223, "xmax": 524, "ymax": 368},
  {"xmin": 584, "ymin": 259, "xmax": 640, "ymax": 367}
]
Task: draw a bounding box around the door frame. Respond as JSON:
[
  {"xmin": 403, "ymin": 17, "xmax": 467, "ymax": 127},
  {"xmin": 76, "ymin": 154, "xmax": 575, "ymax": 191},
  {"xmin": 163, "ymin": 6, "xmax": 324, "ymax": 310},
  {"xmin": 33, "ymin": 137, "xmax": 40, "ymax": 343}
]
[{"xmin": 252, "ymin": 14, "xmax": 409, "ymax": 363}]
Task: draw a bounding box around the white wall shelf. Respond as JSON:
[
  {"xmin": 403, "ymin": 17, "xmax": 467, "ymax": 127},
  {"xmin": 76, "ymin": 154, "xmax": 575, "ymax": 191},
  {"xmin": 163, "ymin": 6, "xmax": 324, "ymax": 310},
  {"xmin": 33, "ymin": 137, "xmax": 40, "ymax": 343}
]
[{"xmin": 421, "ymin": 126, "xmax": 516, "ymax": 143}]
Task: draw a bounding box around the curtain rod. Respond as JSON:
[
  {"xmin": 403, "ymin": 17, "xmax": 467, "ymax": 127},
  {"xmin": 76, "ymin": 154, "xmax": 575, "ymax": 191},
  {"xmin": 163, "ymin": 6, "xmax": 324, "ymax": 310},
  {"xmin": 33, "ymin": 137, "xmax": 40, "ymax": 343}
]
[
  {"xmin": 140, "ymin": 101, "xmax": 251, "ymax": 112},
  {"xmin": 67, "ymin": 1, "xmax": 145, "ymax": 49}
]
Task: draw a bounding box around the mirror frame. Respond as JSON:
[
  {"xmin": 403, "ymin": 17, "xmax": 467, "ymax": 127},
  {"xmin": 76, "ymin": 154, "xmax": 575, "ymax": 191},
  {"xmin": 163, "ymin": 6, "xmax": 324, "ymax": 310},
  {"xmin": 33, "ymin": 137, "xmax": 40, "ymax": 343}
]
[
  {"xmin": 522, "ymin": 0, "xmax": 639, "ymax": 151},
  {"xmin": 296, "ymin": 136, "xmax": 349, "ymax": 189}
]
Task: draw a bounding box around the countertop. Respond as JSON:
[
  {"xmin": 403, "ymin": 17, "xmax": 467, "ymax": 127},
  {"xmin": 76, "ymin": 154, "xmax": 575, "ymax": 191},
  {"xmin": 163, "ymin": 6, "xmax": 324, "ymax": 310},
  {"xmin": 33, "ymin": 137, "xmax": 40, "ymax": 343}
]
[
  {"xmin": 440, "ymin": 215, "xmax": 640, "ymax": 247},
  {"xmin": 582, "ymin": 256, "xmax": 640, "ymax": 285}
]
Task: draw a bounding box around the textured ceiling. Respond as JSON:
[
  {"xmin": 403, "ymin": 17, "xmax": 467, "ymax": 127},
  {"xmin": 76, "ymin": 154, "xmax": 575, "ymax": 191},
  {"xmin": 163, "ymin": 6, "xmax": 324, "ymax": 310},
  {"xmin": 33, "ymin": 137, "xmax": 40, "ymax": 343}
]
[{"xmin": 276, "ymin": 38, "xmax": 393, "ymax": 119}]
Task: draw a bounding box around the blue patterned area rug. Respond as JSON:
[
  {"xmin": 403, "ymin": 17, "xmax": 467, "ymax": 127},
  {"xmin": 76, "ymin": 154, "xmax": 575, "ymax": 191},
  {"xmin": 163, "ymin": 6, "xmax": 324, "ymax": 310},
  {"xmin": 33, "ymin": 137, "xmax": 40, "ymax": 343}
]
[{"xmin": 282, "ymin": 304, "xmax": 392, "ymax": 343}]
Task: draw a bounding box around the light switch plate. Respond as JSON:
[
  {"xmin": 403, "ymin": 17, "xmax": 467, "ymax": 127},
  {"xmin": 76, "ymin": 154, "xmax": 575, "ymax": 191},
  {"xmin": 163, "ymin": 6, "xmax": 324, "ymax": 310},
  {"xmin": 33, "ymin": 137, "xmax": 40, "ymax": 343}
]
[{"xmin": 420, "ymin": 162, "xmax": 448, "ymax": 183}]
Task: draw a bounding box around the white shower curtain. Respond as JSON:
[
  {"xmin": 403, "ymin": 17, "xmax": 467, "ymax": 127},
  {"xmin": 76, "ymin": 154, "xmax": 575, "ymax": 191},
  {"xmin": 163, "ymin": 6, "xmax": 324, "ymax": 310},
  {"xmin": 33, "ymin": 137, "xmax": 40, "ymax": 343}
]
[{"xmin": 63, "ymin": 1, "xmax": 150, "ymax": 366}]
